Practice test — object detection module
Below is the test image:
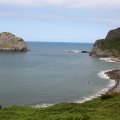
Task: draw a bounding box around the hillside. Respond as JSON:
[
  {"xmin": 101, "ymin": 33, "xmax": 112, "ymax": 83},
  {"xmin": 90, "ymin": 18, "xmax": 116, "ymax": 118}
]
[
  {"xmin": 0, "ymin": 32, "xmax": 28, "ymax": 52},
  {"xmin": 90, "ymin": 28, "xmax": 120, "ymax": 59},
  {"xmin": 0, "ymin": 94, "xmax": 120, "ymax": 120}
]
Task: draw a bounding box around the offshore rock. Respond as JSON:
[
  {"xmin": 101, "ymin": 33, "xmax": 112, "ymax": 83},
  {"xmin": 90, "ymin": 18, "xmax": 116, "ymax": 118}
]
[{"xmin": 0, "ymin": 32, "xmax": 28, "ymax": 52}]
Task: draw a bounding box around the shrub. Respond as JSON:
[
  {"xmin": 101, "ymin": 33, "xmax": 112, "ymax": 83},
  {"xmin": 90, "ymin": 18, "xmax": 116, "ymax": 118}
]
[
  {"xmin": 49, "ymin": 114, "xmax": 90, "ymax": 120},
  {"xmin": 0, "ymin": 105, "xmax": 2, "ymax": 109},
  {"xmin": 81, "ymin": 115, "xmax": 90, "ymax": 120},
  {"xmin": 101, "ymin": 92, "xmax": 120, "ymax": 100}
]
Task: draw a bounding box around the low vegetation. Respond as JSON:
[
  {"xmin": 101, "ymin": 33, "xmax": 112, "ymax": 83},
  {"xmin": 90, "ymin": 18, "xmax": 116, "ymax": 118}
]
[
  {"xmin": 101, "ymin": 92, "xmax": 120, "ymax": 100},
  {"xmin": 90, "ymin": 27, "xmax": 120, "ymax": 57},
  {"xmin": 94, "ymin": 38, "xmax": 120, "ymax": 56},
  {"xmin": 0, "ymin": 93, "xmax": 120, "ymax": 120}
]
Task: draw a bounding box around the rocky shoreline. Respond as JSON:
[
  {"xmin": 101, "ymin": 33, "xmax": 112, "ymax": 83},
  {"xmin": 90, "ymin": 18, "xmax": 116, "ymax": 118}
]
[
  {"xmin": 90, "ymin": 27, "xmax": 120, "ymax": 60},
  {"xmin": 110, "ymin": 57, "xmax": 120, "ymax": 63},
  {"xmin": 105, "ymin": 70, "xmax": 120, "ymax": 93},
  {"xmin": 89, "ymin": 27, "xmax": 120, "ymax": 94}
]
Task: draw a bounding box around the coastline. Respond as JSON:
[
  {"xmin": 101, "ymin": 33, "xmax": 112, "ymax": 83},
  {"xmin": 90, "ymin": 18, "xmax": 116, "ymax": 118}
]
[
  {"xmin": 98, "ymin": 69, "xmax": 120, "ymax": 94},
  {"xmin": 110, "ymin": 57, "xmax": 120, "ymax": 63},
  {"xmin": 105, "ymin": 70, "xmax": 120, "ymax": 93},
  {"xmin": 32, "ymin": 57, "xmax": 120, "ymax": 108},
  {"xmin": 75, "ymin": 70, "xmax": 116, "ymax": 103},
  {"xmin": 74, "ymin": 69, "xmax": 120, "ymax": 105},
  {"xmin": 33, "ymin": 70, "xmax": 118, "ymax": 108},
  {"xmin": 99, "ymin": 57, "xmax": 119, "ymax": 63},
  {"xmin": 98, "ymin": 57, "xmax": 120, "ymax": 93}
]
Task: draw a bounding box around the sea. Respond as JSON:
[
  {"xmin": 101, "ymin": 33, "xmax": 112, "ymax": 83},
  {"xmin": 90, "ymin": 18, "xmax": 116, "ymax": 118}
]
[{"xmin": 0, "ymin": 42, "xmax": 119, "ymax": 107}]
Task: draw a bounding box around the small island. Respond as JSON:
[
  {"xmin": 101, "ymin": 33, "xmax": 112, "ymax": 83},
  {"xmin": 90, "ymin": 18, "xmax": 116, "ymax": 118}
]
[{"xmin": 0, "ymin": 32, "xmax": 28, "ymax": 52}]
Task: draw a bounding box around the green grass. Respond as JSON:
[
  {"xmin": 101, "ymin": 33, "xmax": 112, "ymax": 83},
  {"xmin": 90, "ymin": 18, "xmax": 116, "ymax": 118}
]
[
  {"xmin": 94, "ymin": 39, "xmax": 120, "ymax": 56},
  {"xmin": 1, "ymin": 95, "xmax": 120, "ymax": 120}
]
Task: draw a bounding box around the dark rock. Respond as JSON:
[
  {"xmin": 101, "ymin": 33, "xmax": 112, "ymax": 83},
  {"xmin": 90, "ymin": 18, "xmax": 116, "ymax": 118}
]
[
  {"xmin": 0, "ymin": 105, "xmax": 2, "ymax": 109},
  {"xmin": 106, "ymin": 70, "xmax": 120, "ymax": 81},
  {"xmin": 81, "ymin": 51, "xmax": 90, "ymax": 53}
]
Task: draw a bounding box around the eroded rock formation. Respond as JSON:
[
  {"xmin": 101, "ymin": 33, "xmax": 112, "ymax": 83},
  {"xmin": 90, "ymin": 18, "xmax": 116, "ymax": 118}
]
[{"xmin": 0, "ymin": 32, "xmax": 28, "ymax": 52}]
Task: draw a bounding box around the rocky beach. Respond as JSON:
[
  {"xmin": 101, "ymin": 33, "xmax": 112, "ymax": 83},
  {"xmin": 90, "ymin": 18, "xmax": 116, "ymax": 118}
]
[
  {"xmin": 90, "ymin": 27, "xmax": 120, "ymax": 94},
  {"xmin": 105, "ymin": 70, "xmax": 120, "ymax": 93}
]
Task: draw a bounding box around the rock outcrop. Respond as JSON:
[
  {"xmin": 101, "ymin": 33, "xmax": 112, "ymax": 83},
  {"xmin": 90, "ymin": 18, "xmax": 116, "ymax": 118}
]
[
  {"xmin": 105, "ymin": 70, "xmax": 120, "ymax": 93},
  {"xmin": 0, "ymin": 32, "xmax": 28, "ymax": 52},
  {"xmin": 90, "ymin": 28, "xmax": 120, "ymax": 58},
  {"xmin": 106, "ymin": 70, "xmax": 120, "ymax": 81}
]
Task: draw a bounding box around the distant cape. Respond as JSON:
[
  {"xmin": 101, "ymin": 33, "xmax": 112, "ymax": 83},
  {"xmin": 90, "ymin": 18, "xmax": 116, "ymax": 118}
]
[{"xmin": 0, "ymin": 32, "xmax": 28, "ymax": 52}]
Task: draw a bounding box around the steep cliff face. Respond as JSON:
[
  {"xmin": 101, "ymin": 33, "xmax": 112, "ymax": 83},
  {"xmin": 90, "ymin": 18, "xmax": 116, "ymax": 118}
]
[
  {"xmin": 106, "ymin": 28, "xmax": 120, "ymax": 40},
  {"xmin": 0, "ymin": 32, "xmax": 28, "ymax": 52},
  {"xmin": 90, "ymin": 28, "xmax": 120, "ymax": 58}
]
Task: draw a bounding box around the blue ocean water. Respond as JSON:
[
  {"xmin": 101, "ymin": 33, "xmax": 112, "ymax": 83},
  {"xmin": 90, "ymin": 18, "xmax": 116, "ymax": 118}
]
[{"xmin": 0, "ymin": 42, "xmax": 119, "ymax": 107}]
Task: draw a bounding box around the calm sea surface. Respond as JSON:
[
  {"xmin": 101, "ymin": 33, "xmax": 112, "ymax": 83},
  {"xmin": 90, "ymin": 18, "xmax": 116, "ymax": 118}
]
[{"xmin": 0, "ymin": 42, "xmax": 119, "ymax": 107}]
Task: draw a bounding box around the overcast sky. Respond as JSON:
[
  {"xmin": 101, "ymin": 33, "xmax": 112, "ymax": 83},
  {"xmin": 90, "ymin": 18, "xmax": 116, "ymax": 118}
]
[{"xmin": 0, "ymin": 0, "xmax": 120, "ymax": 43}]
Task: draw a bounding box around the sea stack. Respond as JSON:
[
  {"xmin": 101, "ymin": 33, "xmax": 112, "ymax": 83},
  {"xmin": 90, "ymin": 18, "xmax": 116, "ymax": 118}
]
[
  {"xmin": 0, "ymin": 32, "xmax": 28, "ymax": 52},
  {"xmin": 90, "ymin": 27, "xmax": 120, "ymax": 61}
]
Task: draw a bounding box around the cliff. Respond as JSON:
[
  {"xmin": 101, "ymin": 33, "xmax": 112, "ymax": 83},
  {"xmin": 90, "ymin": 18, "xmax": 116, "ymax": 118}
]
[
  {"xmin": 90, "ymin": 28, "xmax": 120, "ymax": 58},
  {"xmin": 0, "ymin": 32, "xmax": 28, "ymax": 52}
]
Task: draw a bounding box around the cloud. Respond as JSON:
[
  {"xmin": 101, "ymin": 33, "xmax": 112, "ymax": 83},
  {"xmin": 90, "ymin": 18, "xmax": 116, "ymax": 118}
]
[
  {"xmin": 0, "ymin": 0, "xmax": 120, "ymax": 8},
  {"xmin": 0, "ymin": 11, "xmax": 120, "ymax": 25},
  {"xmin": 0, "ymin": 12, "xmax": 16, "ymax": 16},
  {"xmin": 0, "ymin": 0, "xmax": 120, "ymax": 25}
]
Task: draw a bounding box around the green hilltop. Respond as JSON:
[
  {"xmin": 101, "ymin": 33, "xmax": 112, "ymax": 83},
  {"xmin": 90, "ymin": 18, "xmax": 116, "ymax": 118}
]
[{"xmin": 90, "ymin": 28, "xmax": 120, "ymax": 58}]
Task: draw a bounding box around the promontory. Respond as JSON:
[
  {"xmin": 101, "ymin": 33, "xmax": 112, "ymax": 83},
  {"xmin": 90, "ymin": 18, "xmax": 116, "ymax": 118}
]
[
  {"xmin": 0, "ymin": 32, "xmax": 28, "ymax": 52},
  {"xmin": 90, "ymin": 27, "xmax": 120, "ymax": 62}
]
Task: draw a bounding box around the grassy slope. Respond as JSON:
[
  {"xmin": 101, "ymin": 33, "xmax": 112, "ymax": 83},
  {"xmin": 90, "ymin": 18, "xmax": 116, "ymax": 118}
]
[
  {"xmin": 95, "ymin": 39, "xmax": 120, "ymax": 56},
  {"xmin": 1, "ymin": 95, "xmax": 120, "ymax": 120}
]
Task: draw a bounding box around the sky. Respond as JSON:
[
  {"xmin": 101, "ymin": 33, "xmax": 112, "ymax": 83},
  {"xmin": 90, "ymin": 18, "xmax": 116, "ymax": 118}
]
[{"xmin": 0, "ymin": 0, "xmax": 120, "ymax": 43}]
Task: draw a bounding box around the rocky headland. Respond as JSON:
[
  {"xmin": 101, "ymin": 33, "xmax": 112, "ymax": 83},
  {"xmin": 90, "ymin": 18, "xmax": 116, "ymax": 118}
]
[
  {"xmin": 0, "ymin": 32, "xmax": 28, "ymax": 52},
  {"xmin": 105, "ymin": 70, "xmax": 120, "ymax": 93},
  {"xmin": 90, "ymin": 27, "xmax": 120, "ymax": 93},
  {"xmin": 90, "ymin": 27, "xmax": 120, "ymax": 62}
]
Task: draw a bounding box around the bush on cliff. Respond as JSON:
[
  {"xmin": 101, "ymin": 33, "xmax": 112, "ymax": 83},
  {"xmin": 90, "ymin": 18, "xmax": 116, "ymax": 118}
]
[
  {"xmin": 90, "ymin": 27, "xmax": 120, "ymax": 57},
  {"xmin": 101, "ymin": 92, "xmax": 120, "ymax": 100}
]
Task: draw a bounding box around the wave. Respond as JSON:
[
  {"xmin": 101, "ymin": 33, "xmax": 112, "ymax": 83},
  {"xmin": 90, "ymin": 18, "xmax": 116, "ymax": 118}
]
[
  {"xmin": 97, "ymin": 70, "xmax": 111, "ymax": 79},
  {"xmin": 99, "ymin": 58, "xmax": 117, "ymax": 63},
  {"xmin": 64, "ymin": 50, "xmax": 81, "ymax": 53},
  {"xmin": 32, "ymin": 70, "xmax": 116, "ymax": 108},
  {"xmin": 74, "ymin": 70, "xmax": 116, "ymax": 104},
  {"xmin": 31, "ymin": 103, "xmax": 54, "ymax": 108}
]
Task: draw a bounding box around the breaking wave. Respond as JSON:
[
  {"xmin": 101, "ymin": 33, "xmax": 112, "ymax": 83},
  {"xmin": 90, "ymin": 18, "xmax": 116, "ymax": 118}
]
[
  {"xmin": 99, "ymin": 58, "xmax": 117, "ymax": 63},
  {"xmin": 64, "ymin": 50, "xmax": 81, "ymax": 53},
  {"xmin": 32, "ymin": 70, "xmax": 116, "ymax": 108},
  {"xmin": 74, "ymin": 70, "xmax": 115, "ymax": 104},
  {"xmin": 31, "ymin": 103, "xmax": 54, "ymax": 108}
]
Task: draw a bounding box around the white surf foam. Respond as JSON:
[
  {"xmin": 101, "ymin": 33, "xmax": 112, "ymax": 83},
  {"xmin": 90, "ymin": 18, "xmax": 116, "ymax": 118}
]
[
  {"xmin": 74, "ymin": 70, "xmax": 116, "ymax": 104},
  {"xmin": 32, "ymin": 103, "xmax": 54, "ymax": 108},
  {"xmin": 97, "ymin": 70, "xmax": 111, "ymax": 79},
  {"xmin": 32, "ymin": 70, "xmax": 116, "ymax": 107},
  {"xmin": 99, "ymin": 58, "xmax": 117, "ymax": 63},
  {"xmin": 64, "ymin": 50, "xmax": 81, "ymax": 54}
]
